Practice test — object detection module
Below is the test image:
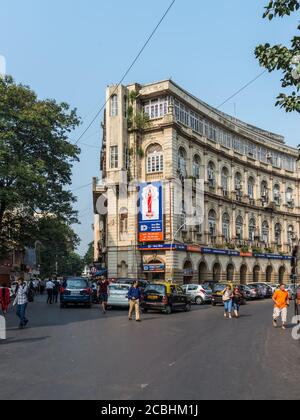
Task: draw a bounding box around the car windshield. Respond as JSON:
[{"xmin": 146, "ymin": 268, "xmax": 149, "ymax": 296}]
[
  {"xmin": 214, "ymin": 284, "xmax": 227, "ymax": 292},
  {"xmin": 66, "ymin": 279, "xmax": 88, "ymax": 289},
  {"xmin": 203, "ymin": 285, "xmax": 212, "ymax": 291},
  {"xmin": 109, "ymin": 285, "xmax": 129, "ymax": 292},
  {"xmin": 145, "ymin": 285, "xmax": 166, "ymax": 295}
]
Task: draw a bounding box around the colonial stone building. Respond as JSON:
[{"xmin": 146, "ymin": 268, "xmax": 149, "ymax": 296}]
[{"xmin": 93, "ymin": 80, "xmax": 300, "ymax": 285}]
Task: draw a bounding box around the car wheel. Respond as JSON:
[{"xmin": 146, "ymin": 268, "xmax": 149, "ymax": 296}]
[
  {"xmin": 142, "ymin": 308, "xmax": 148, "ymax": 314},
  {"xmin": 164, "ymin": 305, "xmax": 172, "ymax": 315},
  {"xmin": 184, "ymin": 303, "xmax": 192, "ymax": 312},
  {"xmin": 195, "ymin": 296, "xmax": 204, "ymax": 306},
  {"xmin": 212, "ymin": 303, "xmax": 217, "ymax": 307},
  {"xmin": 60, "ymin": 303, "xmax": 66, "ymax": 309}
]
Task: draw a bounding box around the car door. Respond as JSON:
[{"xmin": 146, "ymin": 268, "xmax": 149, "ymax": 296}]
[
  {"xmin": 176, "ymin": 286, "xmax": 186, "ymax": 308},
  {"xmin": 169, "ymin": 285, "xmax": 179, "ymax": 308}
]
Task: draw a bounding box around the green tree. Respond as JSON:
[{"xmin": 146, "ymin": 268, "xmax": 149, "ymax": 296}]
[
  {"xmin": 0, "ymin": 76, "xmax": 81, "ymax": 257},
  {"xmin": 255, "ymin": 0, "xmax": 300, "ymax": 112},
  {"xmin": 37, "ymin": 217, "xmax": 81, "ymax": 278},
  {"xmin": 59, "ymin": 252, "xmax": 84, "ymax": 277},
  {"xmin": 83, "ymin": 241, "xmax": 94, "ymax": 267}
]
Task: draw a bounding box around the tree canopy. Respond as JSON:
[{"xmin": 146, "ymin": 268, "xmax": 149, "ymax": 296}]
[
  {"xmin": 0, "ymin": 76, "xmax": 81, "ymax": 257},
  {"xmin": 255, "ymin": 0, "xmax": 300, "ymax": 113}
]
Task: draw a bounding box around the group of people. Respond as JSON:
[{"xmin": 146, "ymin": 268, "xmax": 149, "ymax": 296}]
[
  {"xmin": 95, "ymin": 277, "xmax": 141, "ymax": 322},
  {"xmin": 222, "ymin": 285, "xmax": 243, "ymax": 319},
  {"xmin": 44, "ymin": 278, "xmax": 61, "ymax": 305},
  {"xmin": 0, "ymin": 276, "xmax": 297, "ymax": 331},
  {"xmin": 222, "ymin": 283, "xmax": 291, "ymax": 330}
]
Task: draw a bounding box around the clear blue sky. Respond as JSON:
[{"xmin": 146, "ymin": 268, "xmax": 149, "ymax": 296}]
[{"xmin": 1, "ymin": 0, "xmax": 299, "ymax": 256}]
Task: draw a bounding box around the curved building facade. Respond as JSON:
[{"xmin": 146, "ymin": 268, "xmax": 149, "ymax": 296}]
[{"xmin": 93, "ymin": 80, "xmax": 300, "ymax": 285}]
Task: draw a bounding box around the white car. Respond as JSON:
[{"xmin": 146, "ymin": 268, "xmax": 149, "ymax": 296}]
[
  {"xmin": 182, "ymin": 284, "xmax": 212, "ymax": 305},
  {"xmin": 107, "ymin": 284, "xmax": 130, "ymax": 308}
]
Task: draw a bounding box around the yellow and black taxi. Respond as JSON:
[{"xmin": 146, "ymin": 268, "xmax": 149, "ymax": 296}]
[{"xmin": 141, "ymin": 282, "xmax": 191, "ymax": 315}]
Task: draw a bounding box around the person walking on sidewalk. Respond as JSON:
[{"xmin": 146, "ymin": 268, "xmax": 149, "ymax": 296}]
[
  {"xmin": 232, "ymin": 287, "xmax": 242, "ymax": 319},
  {"xmin": 46, "ymin": 278, "xmax": 55, "ymax": 305},
  {"xmin": 14, "ymin": 278, "xmax": 29, "ymax": 329},
  {"xmin": 0, "ymin": 284, "xmax": 11, "ymax": 315},
  {"xmin": 97, "ymin": 277, "xmax": 110, "ymax": 314},
  {"xmin": 273, "ymin": 284, "xmax": 290, "ymax": 330},
  {"xmin": 128, "ymin": 281, "xmax": 141, "ymax": 323},
  {"xmin": 40, "ymin": 279, "xmax": 45, "ymax": 295},
  {"xmin": 53, "ymin": 278, "xmax": 60, "ymax": 304},
  {"xmin": 222, "ymin": 285, "xmax": 233, "ymax": 319}
]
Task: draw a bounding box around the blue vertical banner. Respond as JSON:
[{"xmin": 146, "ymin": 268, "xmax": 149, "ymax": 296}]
[{"xmin": 139, "ymin": 182, "xmax": 164, "ymax": 243}]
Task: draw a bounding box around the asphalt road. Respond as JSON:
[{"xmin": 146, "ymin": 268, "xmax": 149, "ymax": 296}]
[{"xmin": 1, "ymin": 297, "xmax": 300, "ymax": 400}]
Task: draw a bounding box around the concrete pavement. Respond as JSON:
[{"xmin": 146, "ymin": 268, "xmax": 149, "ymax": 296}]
[{"xmin": 0, "ymin": 297, "xmax": 299, "ymax": 400}]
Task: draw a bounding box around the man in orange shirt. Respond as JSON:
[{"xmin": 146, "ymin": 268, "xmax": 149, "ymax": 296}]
[{"xmin": 272, "ymin": 284, "xmax": 290, "ymax": 330}]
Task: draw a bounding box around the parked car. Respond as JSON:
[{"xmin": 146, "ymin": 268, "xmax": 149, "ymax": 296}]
[
  {"xmin": 182, "ymin": 284, "xmax": 212, "ymax": 305},
  {"xmin": 286, "ymin": 284, "xmax": 296, "ymax": 300},
  {"xmin": 142, "ymin": 282, "xmax": 191, "ymax": 315},
  {"xmin": 249, "ymin": 282, "xmax": 273, "ymax": 298},
  {"xmin": 107, "ymin": 284, "xmax": 130, "ymax": 308},
  {"xmin": 247, "ymin": 284, "xmax": 265, "ymax": 300},
  {"xmin": 239, "ymin": 285, "xmax": 252, "ymax": 301},
  {"xmin": 60, "ymin": 278, "xmax": 93, "ymax": 308}
]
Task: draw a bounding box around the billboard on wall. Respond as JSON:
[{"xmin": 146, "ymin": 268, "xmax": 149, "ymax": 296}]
[{"xmin": 139, "ymin": 182, "xmax": 164, "ymax": 243}]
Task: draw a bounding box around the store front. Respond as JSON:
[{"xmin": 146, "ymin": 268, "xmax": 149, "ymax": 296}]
[
  {"xmin": 143, "ymin": 260, "xmax": 165, "ymax": 282},
  {"xmin": 183, "ymin": 261, "xmax": 194, "ymax": 284}
]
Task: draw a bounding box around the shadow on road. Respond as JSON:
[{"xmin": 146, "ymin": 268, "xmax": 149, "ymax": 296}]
[{"xmin": 0, "ymin": 336, "xmax": 50, "ymax": 345}]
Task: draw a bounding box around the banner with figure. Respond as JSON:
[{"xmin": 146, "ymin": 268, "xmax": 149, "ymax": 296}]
[{"xmin": 139, "ymin": 182, "xmax": 164, "ymax": 243}]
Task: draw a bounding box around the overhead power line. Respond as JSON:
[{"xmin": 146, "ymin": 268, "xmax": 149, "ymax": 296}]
[
  {"xmin": 71, "ymin": 182, "xmax": 93, "ymax": 193},
  {"xmin": 217, "ymin": 69, "xmax": 268, "ymax": 109},
  {"xmin": 74, "ymin": 0, "xmax": 176, "ymax": 146}
]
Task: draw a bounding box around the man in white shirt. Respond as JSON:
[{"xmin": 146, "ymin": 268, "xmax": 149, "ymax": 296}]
[{"xmin": 46, "ymin": 279, "xmax": 55, "ymax": 305}]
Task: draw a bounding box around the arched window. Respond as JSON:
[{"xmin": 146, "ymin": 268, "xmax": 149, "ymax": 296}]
[
  {"xmin": 227, "ymin": 264, "xmax": 235, "ymax": 282},
  {"xmin": 262, "ymin": 221, "xmax": 269, "ymax": 245},
  {"xmin": 193, "ymin": 155, "xmax": 201, "ymax": 178},
  {"xmin": 146, "ymin": 144, "xmax": 164, "ymax": 174},
  {"xmin": 236, "ymin": 216, "xmax": 243, "ymax": 240},
  {"xmin": 235, "ymin": 173, "xmax": 242, "ymax": 191},
  {"xmin": 248, "ymin": 177, "xmax": 255, "ymax": 199},
  {"xmin": 286, "ymin": 187, "xmax": 294, "ymax": 208},
  {"xmin": 275, "ymin": 223, "xmax": 282, "ymax": 245},
  {"xmin": 119, "ymin": 208, "xmax": 128, "ymax": 239},
  {"xmin": 222, "ymin": 212, "xmax": 230, "ymax": 242},
  {"xmin": 208, "ymin": 210, "xmax": 217, "ymax": 239},
  {"xmin": 249, "ymin": 218, "xmax": 256, "ymax": 242},
  {"xmin": 208, "ymin": 162, "xmax": 216, "ymax": 188},
  {"xmin": 178, "ymin": 147, "xmax": 187, "ymax": 177},
  {"xmin": 221, "ymin": 168, "xmax": 229, "ymax": 195},
  {"xmin": 261, "ymin": 181, "xmax": 269, "ymax": 203},
  {"xmin": 288, "ymin": 225, "xmax": 294, "ymax": 246},
  {"xmin": 111, "ymin": 94, "xmax": 118, "ymax": 117},
  {"xmin": 273, "ymin": 184, "xmax": 281, "ymax": 206}
]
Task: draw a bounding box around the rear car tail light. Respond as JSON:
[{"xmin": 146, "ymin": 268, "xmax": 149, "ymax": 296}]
[{"xmin": 162, "ymin": 296, "xmax": 168, "ymax": 304}]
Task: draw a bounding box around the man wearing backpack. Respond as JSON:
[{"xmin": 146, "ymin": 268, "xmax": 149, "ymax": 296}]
[{"xmin": 14, "ymin": 277, "xmax": 29, "ymax": 329}]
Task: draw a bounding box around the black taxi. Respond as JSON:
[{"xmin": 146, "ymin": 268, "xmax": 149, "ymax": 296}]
[{"xmin": 141, "ymin": 282, "xmax": 191, "ymax": 315}]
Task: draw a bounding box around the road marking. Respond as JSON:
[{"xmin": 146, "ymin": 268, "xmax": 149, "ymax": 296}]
[{"xmin": 141, "ymin": 384, "xmax": 149, "ymax": 389}]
